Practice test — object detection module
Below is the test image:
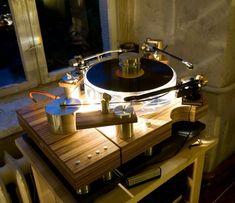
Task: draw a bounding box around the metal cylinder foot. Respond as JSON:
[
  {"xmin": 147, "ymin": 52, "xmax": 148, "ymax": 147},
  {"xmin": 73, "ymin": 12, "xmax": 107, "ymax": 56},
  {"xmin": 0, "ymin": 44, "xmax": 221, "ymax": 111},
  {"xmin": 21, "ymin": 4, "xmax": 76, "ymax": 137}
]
[
  {"xmin": 77, "ymin": 185, "xmax": 90, "ymax": 195},
  {"xmin": 102, "ymin": 171, "xmax": 113, "ymax": 181},
  {"xmin": 145, "ymin": 147, "xmax": 153, "ymax": 157}
]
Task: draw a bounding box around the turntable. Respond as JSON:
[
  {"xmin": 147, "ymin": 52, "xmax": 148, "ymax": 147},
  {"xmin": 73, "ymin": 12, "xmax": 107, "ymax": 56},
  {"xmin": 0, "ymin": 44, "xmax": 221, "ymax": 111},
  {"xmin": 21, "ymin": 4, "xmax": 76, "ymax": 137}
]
[
  {"xmin": 17, "ymin": 39, "xmax": 208, "ymax": 200},
  {"xmin": 84, "ymin": 53, "xmax": 176, "ymax": 105}
]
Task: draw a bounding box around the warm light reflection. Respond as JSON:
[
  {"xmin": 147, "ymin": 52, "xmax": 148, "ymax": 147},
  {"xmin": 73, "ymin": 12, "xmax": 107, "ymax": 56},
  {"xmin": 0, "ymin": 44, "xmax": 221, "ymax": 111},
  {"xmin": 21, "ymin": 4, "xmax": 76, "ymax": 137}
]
[
  {"xmin": 34, "ymin": 36, "xmax": 42, "ymax": 45},
  {"xmin": 77, "ymin": 102, "xmax": 100, "ymax": 113},
  {"xmin": 84, "ymin": 67, "xmax": 177, "ymax": 112}
]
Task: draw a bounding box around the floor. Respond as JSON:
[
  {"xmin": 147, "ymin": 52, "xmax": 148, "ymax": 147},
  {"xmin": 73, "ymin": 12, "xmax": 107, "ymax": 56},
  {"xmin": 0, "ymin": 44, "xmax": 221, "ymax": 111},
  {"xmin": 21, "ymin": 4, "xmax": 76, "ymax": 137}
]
[{"xmin": 200, "ymin": 153, "xmax": 235, "ymax": 203}]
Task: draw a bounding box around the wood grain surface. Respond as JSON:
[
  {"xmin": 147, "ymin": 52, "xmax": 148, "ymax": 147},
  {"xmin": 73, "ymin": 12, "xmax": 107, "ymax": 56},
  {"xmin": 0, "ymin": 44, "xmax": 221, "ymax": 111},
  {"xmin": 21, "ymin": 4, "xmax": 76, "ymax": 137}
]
[
  {"xmin": 16, "ymin": 97, "xmax": 207, "ymax": 190},
  {"xmin": 76, "ymin": 110, "xmax": 137, "ymax": 129},
  {"xmin": 97, "ymin": 98, "xmax": 208, "ymax": 163},
  {"xmin": 17, "ymin": 105, "xmax": 121, "ymax": 190}
]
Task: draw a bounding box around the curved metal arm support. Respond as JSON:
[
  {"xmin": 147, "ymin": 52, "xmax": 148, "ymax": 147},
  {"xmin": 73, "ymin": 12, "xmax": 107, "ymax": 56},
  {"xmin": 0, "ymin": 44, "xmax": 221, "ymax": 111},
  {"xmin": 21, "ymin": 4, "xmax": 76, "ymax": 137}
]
[{"xmin": 70, "ymin": 49, "xmax": 124, "ymax": 67}]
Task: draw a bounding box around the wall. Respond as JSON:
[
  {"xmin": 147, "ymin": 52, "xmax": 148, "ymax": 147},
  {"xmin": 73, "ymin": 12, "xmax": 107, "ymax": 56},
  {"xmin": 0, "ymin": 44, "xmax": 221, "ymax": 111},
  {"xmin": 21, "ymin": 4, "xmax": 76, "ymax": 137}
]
[{"xmin": 116, "ymin": 0, "xmax": 235, "ymax": 172}]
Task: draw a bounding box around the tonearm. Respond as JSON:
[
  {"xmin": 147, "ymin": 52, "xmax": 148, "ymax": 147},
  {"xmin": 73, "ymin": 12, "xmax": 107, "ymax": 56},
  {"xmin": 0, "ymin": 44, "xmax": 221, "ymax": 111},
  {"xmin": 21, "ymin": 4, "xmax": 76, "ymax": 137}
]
[
  {"xmin": 124, "ymin": 75, "xmax": 208, "ymax": 105},
  {"xmin": 142, "ymin": 38, "xmax": 194, "ymax": 70},
  {"xmin": 69, "ymin": 49, "xmax": 124, "ymax": 68}
]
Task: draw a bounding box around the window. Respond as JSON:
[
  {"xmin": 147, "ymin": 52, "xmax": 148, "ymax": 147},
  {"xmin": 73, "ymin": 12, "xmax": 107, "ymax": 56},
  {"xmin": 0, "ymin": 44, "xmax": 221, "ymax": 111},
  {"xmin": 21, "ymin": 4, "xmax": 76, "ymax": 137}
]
[
  {"xmin": 0, "ymin": 0, "xmax": 117, "ymax": 98},
  {"xmin": 0, "ymin": 0, "xmax": 40, "ymax": 97},
  {"xmin": 36, "ymin": 0, "xmax": 103, "ymax": 73},
  {"xmin": 0, "ymin": 1, "xmax": 26, "ymax": 87}
]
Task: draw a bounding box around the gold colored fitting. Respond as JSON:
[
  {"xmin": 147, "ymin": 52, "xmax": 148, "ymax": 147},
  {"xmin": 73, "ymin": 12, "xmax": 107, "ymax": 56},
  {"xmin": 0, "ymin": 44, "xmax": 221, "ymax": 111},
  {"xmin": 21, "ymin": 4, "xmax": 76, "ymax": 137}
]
[
  {"xmin": 146, "ymin": 38, "xmax": 168, "ymax": 64},
  {"xmin": 196, "ymin": 75, "xmax": 208, "ymax": 87},
  {"xmin": 101, "ymin": 93, "xmax": 111, "ymax": 114}
]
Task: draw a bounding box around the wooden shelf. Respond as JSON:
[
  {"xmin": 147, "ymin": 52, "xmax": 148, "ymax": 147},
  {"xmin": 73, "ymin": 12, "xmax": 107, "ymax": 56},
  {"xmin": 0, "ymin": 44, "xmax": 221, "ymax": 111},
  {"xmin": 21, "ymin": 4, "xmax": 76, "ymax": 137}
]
[
  {"xmin": 95, "ymin": 137, "xmax": 217, "ymax": 203},
  {"xmin": 16, "ymin": 136, "xmax": 217, "ymax": 203}
]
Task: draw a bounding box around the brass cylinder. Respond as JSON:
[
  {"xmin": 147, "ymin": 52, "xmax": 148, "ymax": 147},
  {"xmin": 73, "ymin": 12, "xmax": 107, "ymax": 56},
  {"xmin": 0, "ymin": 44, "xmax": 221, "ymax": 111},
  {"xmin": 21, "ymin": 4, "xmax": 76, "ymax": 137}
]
[
  {"xmin": 59, "ymin": 71, "xmax": 83, "ymax": 99},
  {"xmin": 116, "ymin": 123, "xmax": 133, "ymax": 140},
  {"xmin": 45, "ymin": 97, "xmax": 80, "ymax": 134},
  {"xmin": 64, "ymin": 86, "xmax": 80, "ymax": 99},
  {"xmin": 113, "ymin": 105, "xmax": 135, "ymax": 140}
]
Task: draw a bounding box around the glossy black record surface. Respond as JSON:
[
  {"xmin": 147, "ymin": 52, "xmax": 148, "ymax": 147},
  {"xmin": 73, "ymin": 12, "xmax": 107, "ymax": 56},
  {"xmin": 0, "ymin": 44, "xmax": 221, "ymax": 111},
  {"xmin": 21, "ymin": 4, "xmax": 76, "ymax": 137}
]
[{"xmin": 86, "ymin": 58, "xmax": 174, "ymax": 92}]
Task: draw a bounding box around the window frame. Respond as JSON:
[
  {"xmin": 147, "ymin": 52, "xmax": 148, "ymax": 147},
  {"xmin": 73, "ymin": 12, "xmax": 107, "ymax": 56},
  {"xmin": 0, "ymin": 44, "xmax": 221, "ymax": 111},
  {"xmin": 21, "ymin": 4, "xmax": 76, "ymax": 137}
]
[{"xmin": 0, "ymin": 0, "xmax": 117, "ymax": 98}]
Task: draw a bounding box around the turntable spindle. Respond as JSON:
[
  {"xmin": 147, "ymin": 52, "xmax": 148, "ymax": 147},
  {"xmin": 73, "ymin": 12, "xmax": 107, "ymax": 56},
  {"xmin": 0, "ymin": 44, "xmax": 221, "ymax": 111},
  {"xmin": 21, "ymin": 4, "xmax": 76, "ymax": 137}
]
[{"xmin": 117, "ymin": 52, "xmax": 144, "ymax": 79}]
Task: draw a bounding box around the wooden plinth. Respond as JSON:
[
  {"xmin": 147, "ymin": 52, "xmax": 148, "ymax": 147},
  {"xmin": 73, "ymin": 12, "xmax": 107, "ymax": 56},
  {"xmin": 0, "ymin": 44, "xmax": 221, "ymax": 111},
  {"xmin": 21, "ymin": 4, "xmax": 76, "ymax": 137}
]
[
  {"xmin": 16, "ymin": 97, "xmax": 207, "ymax": 190},
  {"xmin": 97, "ymin": 98, "xmax": 208, "ymax": 163},
  {"xmin": 17, "ymin": 103, "xmax": 120, "ymax": 190}
]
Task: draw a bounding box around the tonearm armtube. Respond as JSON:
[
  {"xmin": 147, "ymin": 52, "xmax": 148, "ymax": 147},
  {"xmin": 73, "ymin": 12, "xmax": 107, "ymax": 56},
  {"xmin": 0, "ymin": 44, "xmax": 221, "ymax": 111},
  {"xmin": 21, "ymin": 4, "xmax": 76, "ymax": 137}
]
[
  {"xmin": 69, "ymin": 49, "xmax": 124, "ymax": 67},
  {"xmin": 124, "ymin": 75, "xmax": 208, "ymax": 103}
]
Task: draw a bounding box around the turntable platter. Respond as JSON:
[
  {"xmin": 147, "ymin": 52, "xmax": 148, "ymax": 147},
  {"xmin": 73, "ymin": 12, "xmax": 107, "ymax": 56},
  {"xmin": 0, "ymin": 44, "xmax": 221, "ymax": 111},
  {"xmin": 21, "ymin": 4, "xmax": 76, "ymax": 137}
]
[
  {"xmin": 86, "ymin": 58, "xmax": 173, "ymax": 92},
  {"xmin": 84, "ymin": 57, "xmax": 176, "ymax": 102}
]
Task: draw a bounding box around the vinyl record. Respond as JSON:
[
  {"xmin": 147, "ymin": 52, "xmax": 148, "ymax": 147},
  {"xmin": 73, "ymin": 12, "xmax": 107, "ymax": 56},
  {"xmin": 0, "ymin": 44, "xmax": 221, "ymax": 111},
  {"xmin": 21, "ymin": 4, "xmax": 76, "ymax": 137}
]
[{"xmin": 85, "ymin": 58, "xmax": 174, "ymax": 93}]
